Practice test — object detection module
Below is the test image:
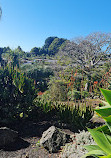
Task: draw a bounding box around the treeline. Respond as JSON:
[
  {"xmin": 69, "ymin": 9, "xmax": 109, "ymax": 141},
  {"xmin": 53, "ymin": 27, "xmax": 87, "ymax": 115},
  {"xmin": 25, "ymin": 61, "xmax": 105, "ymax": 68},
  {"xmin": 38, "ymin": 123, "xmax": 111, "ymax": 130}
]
[
  {"xmin": 0, "ymin": 37, "xmax": 67, "ymax": 59},
  {"xmin": 30, "ymin": 37, "xmax": 66, "ymax": 56}
]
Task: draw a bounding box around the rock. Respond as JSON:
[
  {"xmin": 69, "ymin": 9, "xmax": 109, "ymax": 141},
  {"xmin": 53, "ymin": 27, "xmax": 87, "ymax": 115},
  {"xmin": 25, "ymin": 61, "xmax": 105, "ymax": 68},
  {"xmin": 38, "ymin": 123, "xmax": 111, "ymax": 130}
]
[
  {"xmin": 84, "ymin": 83, "xmax": 88, "ymax": 91},
  {"xmin": 0, "ymin": 127, "xmax": 18, "ymax": 147},
  {"xmin": 40, "ymin": 126, "xmax": 70, "ymax": 153},
  {"xmin": 93, "ymin": 96, "xmax": 99, "ymax": 99}
]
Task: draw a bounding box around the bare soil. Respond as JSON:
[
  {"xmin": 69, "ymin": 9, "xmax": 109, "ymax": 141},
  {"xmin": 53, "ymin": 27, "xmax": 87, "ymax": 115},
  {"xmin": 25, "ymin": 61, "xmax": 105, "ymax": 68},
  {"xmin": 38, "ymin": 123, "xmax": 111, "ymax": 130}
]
[
  {"xmin": 0, "ymin": 120, "xmax": 75, "ymax": 158},
  {"xmin": 0, "ymin": 99, "xmax": 103, "ymax": 158}
]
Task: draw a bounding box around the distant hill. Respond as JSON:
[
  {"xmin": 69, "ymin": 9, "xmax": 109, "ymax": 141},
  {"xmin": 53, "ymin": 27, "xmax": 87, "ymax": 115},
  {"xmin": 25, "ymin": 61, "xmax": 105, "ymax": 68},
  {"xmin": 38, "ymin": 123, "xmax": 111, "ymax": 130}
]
[{"xmin": 30, "ymin": 37, "xmax": 67, "ymax": 56}]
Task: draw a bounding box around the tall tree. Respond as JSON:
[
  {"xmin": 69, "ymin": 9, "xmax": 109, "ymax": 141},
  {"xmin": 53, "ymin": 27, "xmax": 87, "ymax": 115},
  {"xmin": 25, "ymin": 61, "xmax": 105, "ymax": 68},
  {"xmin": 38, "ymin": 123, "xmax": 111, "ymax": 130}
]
[
  {"xmin": 48, "ymin": 37, "xmax": 66, "ymax": 55},
  {"xmin": 30, "ymin": 47, "xmax": 40, "ymax": 56},
  {"xmin": 58, "ymin": 32, "xmax": 111, "ymax": 91},
  {"xmin": 59, "ymin": 32, "xmax": 111, "ymax": 70}
]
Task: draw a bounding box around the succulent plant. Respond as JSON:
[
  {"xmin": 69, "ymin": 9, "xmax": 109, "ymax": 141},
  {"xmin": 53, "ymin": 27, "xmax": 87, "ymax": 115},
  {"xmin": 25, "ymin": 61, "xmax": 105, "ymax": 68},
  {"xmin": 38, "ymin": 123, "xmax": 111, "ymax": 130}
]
[
  {"xmin": 60, "ymin": 130, "xmax": 95, "ymax": 158},
  {"xmin": 82, "ymin": 88, "xmax": 111, "ymax": 158}
]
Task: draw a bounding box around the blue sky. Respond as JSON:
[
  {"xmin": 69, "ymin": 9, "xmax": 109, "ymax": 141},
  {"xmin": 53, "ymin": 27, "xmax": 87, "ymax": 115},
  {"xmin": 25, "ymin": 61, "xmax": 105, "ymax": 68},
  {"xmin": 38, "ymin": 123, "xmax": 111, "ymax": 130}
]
[{"xmin": 0, "ymin": 0, "xmax": 111, "ymax": 52}]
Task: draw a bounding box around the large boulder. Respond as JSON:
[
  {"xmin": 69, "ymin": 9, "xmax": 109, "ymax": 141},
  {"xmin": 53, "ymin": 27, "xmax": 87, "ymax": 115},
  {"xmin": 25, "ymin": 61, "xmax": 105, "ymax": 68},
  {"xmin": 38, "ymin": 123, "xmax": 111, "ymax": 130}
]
[
  {"xmin": 0, "ymin": 127, "xmax": 18, "ymax": 147},
  {"xmin": 40, "ymin": 126, "xmax": 70, "ymax": 153}
]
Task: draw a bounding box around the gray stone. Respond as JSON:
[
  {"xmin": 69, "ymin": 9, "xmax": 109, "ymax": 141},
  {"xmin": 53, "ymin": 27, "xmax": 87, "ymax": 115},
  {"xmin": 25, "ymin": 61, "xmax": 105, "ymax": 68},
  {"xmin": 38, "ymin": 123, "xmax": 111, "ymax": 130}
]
[
  {"xmin": 93, "ymin": 96, "xmax": 99, "ymax": 99},
  {"xmin": 84, "ymin": 83, "xmax": 88, "ymax": 91},
  {"xmin": 40, "ymin": 126, "xmax": 70, "ymax": 153},
  {"xmin": 0, "ymin": 127, "xmax": 18, "ymax": 147}
]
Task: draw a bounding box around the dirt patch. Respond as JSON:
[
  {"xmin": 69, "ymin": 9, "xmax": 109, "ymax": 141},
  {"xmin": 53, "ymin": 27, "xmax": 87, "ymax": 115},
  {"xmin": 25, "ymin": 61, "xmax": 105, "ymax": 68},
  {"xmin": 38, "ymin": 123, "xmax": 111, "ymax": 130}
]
[
  {"xmin": 0, "ymin": 137, "xmax": 59, "ymax": 158},
  {"xmin": 0, "ymin": 121, "xmax": 64, "ymax": 158},
  {"xmin": 0, "ymin": 111, "xmax": 104, "ymax": 158}
]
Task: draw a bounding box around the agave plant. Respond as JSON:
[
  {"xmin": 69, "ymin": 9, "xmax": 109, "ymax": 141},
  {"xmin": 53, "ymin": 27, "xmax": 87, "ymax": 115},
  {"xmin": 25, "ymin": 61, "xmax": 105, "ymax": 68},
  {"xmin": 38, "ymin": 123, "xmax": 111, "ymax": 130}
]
[{"xmin": 82, "ymin": 88, "xmax": 111, "ymax": 158}]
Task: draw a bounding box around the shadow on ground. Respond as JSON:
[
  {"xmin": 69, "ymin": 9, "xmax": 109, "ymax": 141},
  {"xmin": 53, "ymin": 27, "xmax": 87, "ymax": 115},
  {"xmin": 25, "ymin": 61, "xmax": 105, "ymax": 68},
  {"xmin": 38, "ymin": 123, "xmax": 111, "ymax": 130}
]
[
  {"xmin": 0, "ymin": 138, "xmax": 30, "ymax": 151},
  {"xmin": 1, "ymin": 120, "xmax": 52, "ymax": 138}
]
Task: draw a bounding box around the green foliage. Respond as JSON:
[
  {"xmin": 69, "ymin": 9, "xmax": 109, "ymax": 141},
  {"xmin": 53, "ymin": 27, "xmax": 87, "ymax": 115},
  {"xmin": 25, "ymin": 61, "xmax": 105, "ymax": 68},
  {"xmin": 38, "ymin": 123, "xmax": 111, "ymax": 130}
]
[
  {"xmin": 0, "ymin": 37, "xmax": 66, "ymax": 58},
  {"xmin": 48, "ymin": 37, "xmax": 66, "ymax": 55},
  {"xmin": 68, "ymin": 90, "xmax": 81, "ymax": 100},
  {"xmin": 11, "ymin": 52, "xmax": 20, "ymax": 68},
  {"xmin": 48, "ymin": 78, "xmax": 67, "ymax": 101},
  {"xmin": 2, "ymin": 46, "xmax": 11, "ymax": 54},
  {"xmin": 43, "ymin": 36, "xmax": 57, "ymax": 50},
  {"xmin": 82, "ymin": 88, "xmax": 111, "ymax": 158},
  {"xmin": 68, "ymin": 90, "xmax": 89, "ymax": 101},
  {"xmin": 34, "ymin": 97, "xmax": 94, "ymax": 130},
  {"xmin": 100, "ymin": 88, "xmax": 111, "ymax": 106},
  {"xmin": 30, "ymin": 47, "xmax": 40, "ymax": 56},
  {"xmin": 82, "ymin": 91, "xmax": 89, "ymax": 98},
  {"xmin": 13, "ymin": 46, "xmax": 25, "ymax": 59},
  {"xmin": 22, "ymin": 66, "xmax": 53, "ymax": 92},
  {"xmin": 39, "ymin": 37, "xmax": 66, "ymax": 56},
  {"xmin": 0, "ymin": 66, "xmax": 37, "ymax": 122}
]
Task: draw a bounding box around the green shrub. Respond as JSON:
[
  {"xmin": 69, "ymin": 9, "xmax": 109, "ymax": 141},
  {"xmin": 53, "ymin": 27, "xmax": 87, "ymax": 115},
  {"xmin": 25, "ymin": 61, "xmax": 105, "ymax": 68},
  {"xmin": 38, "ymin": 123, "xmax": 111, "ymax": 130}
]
[
  {"xmin": 48, "ymin": 79, "xmax": 67, "ymax": 101},
  {"xmin": 68, "ymin": 90, "xmax": 89, "ymax": 101},
  {"xmin": 68, "ymin": 90, "xmax": 81, "ymax": 100},
  {"xmin": 34, "ymin": 98, "xmax": 94, "ymax": 130},
  {"xmin": 0, "ymin": 66, "xmax": 37, "ymax": 122},
  {"xmin": 81, "ymin": 91, "xmax": 89, "ymax": 99}
]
